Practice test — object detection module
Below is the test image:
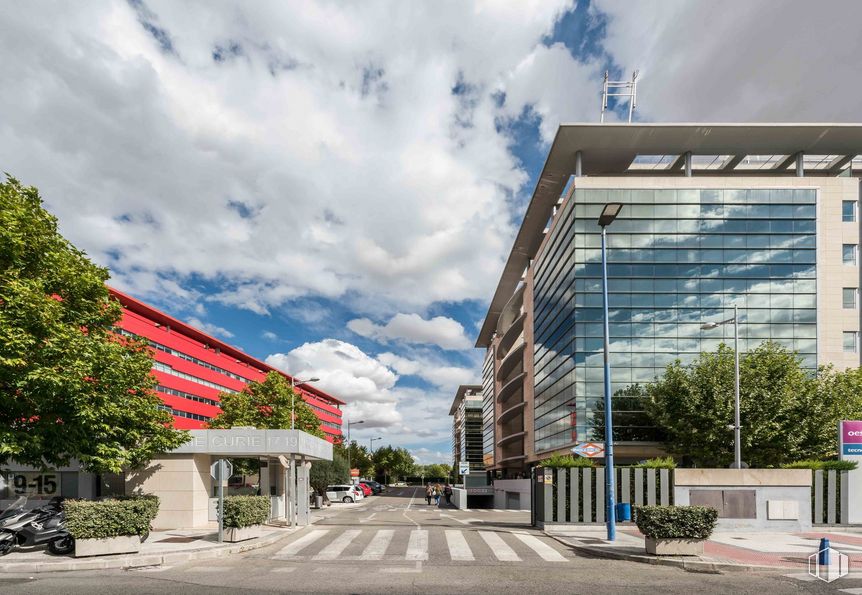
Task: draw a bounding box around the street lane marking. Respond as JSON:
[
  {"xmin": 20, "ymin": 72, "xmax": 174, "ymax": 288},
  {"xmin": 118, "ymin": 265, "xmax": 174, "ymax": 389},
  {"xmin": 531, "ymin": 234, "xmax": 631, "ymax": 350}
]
[
  {"xmin": 275, "ymin": 529, "xmax": 330, "ymax": 558},
  {"xmin": 271, "ymin": 567, "xmax": 297, "ymax": 573},
  {"xmin": 406, "ymin": 529, "xmax": 429, "ymax": 560},
  {"xmin": 445, "ymin": 530, "xmax": 474, "ymax": 561},
  {"xmin": 361, "ymin": 529, "xmax": 394, "ymax": 560},
  {"xmin": 313, "ymin": 529, "xmax": 361, "ymax": 560},
  {"xmin": 479, "ymin": 531, "xmax": 521, "ymax": 562},
  {"xmin": 360, "ymin": 512, "xmax": 377, "ymax": 523},
  {"xmin": 513, "ymin": 533, "xmax": 567, "ymax": 562}
]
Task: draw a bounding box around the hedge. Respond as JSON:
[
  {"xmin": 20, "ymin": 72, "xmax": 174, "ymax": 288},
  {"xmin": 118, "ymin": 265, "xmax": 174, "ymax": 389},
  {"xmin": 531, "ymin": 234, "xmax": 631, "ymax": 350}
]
[
  {"xmin": 64, "ymin": 495, "xmax": 159, "ymax": 540},
  {"xmin": 539, "ymin": 454, "xmax": 593, "ymax": 468},
  {"xmin": 220, "ymin": 495, "xmax": 270, "ymax": 528},
  {"xmin": 782, "ymin": 460, "xmax": 858, "ymax": 471},
  {"xmin": 633, "ymin": 505, "xmax": 718, "ymax": 540}
]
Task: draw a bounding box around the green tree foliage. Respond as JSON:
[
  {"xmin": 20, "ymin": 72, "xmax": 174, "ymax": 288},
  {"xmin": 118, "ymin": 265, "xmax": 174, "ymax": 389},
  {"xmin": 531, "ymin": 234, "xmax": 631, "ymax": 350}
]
[
  {"xmin": 208, "ymin": 372, "xmax": 323, "ymax": 438},
  {"xmin": 0, "ymin": 177, "xmax": 187, "ymax": 472},
  {"xmin": 417, "ymin": 463, "xmax": 452, "ymax": 479},
  {"xmin": 336, "ymin": 440, "xmax": 373, "ymax": 477},
  {"xmin": 309, "ymin": 452, "xmax": 349, "ymax": 496},
  {"xmin": 646, "ymin": 341, "xmax": 838, "ymax": 468},
  {"xmin": 539, "ymin": 454, "xmax": 593, "ymax": 468},
  {"xmin": 589, "ymin": 383, "xmax": 659, "ymax": 442},
  {"xmin": 371, "ymin": 445, "xmax": 416, "ymax": 483}
]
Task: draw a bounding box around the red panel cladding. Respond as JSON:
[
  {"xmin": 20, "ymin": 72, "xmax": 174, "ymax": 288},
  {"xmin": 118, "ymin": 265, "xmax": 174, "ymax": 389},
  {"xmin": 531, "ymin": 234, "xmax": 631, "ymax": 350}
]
[{"xmin": 172, "ymin": 416, "xmax": 206, "ymax": 430}]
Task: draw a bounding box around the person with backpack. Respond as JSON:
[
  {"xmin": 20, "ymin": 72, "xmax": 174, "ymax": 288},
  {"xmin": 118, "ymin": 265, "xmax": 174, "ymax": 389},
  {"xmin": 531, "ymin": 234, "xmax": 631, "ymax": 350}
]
[
  {"xmin": 434, "ymin": 484, "xmax": 442, "ymax": 506},
  {"xmin": 425, "ymin": 483, "xmax": 434, "ymax": 505},
  {"xmin": 444, "ymin": 483, "xmax": 453, "ymax": 505}
]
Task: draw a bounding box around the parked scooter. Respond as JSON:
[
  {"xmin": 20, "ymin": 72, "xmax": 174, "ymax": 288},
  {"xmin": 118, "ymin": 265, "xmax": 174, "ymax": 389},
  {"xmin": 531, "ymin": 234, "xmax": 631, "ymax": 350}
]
[{"xmin": 0, "ymin": 497, "xmax": 73, "ymax": 556}]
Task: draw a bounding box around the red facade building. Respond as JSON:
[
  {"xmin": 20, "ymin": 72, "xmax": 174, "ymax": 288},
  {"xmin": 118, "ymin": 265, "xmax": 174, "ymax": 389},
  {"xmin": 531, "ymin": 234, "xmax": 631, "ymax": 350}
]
[{"xmin": 109, "ymin": 287, "xmax": 343, "ymax": 441}]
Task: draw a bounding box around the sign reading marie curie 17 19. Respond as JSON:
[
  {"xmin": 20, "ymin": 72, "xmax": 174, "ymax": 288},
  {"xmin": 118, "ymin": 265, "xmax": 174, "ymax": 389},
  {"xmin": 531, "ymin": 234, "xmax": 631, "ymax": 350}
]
[{"xmin": 841, "ymin": 420, "xmax": 862, "ymax": 456}]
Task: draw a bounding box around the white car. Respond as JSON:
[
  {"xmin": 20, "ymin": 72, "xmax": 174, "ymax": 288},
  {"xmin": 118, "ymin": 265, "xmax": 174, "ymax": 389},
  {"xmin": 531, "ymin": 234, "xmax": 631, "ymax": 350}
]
[{"xmin": 326, "ymin": 484, "xmax": 364, "ymax": 503}]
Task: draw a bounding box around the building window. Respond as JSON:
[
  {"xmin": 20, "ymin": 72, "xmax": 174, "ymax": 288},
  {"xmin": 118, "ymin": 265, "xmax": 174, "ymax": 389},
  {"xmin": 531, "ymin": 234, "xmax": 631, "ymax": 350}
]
[
  {"xmin": 844, "ymin": 331, "xmax": 858, "ymax": 353},
  {"xmin": 843, "ymin": 244, "xmax": 857, "ymax": 266},
  {"xmin": 844, "ymin": 288, "xmax": 858, "ymax": 309},
  {"xmin": 843, "ymin": 201, "xmax": 857, "ymax": 223}
]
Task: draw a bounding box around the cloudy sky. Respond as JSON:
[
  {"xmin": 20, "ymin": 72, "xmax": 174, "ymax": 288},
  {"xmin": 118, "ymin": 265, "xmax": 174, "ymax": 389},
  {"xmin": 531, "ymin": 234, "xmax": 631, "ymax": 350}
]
[{"xmin": 1, "ymin": 1, "xmax": 860, "ymax": 463}]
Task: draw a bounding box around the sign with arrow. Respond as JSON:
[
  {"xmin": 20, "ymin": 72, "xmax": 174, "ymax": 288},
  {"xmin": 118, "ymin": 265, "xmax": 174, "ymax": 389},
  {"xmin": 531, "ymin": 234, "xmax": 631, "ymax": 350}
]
[{"xmin": 572, "ymin": 442, "xmax": 605, "ymax": 458}]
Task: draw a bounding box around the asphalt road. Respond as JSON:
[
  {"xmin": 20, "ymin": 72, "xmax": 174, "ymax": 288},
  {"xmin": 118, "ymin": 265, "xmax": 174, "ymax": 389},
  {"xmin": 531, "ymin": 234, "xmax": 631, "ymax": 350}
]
[{"xmin": 1, "ymin": 487, "xmax": 856, "ymax": 594}]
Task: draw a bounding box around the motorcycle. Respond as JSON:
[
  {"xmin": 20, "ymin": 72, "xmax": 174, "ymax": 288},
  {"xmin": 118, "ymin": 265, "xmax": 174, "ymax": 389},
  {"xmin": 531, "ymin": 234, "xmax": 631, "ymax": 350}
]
[{"xmin": 0, "ymin": 497, "xmax": 73, "ymax": 556}]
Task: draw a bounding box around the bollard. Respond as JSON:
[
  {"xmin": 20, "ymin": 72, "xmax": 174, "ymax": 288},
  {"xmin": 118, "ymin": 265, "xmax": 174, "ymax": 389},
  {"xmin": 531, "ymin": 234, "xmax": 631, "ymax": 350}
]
[{"xmin": 819, "ymin": 537, "xmax": 830, "ymax": 566}]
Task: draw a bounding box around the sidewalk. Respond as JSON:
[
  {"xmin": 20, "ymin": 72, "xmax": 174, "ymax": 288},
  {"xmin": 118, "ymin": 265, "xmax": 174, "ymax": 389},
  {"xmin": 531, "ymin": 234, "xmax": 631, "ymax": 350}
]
[
  {"xmin": 544, "ymin": 525, "xmax": 862, "ymax": 573},
  {"xmin": 0, "ymin": 506, "xmax": 343, "ymax": 574}
]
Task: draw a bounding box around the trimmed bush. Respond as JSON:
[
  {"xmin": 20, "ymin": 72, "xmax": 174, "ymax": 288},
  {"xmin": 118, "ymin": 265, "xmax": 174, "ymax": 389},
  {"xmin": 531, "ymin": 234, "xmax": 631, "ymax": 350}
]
[
  {"xmin": 540, "ymin": 454, "xmax": 594, "ymax": 468},
  {"xmin": 633, "ymin": 505, "xmax": 718, "ymax": 540},
  {"xmin": 64, "ymin": 495, "xmax": 160, "ymax": 539},
  {"xmin": 220, "ymin": 495, "xmax": 270, "ymax": 529},
  {"xmin": 632, "ymin": 457, "xmax": 676, "ymax": 469},
  {"xmin": 782, "ymin": 460, "xmax": 858, "ymax": 471}
]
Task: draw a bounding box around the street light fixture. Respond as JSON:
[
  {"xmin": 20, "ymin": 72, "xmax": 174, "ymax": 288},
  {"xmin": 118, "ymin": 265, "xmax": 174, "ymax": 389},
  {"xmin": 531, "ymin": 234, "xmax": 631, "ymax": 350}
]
[
  {"xmin": 701, "ymin": 305, "xmax": 742, "ymax": 469},
  {"xmin": 290, "ymin": 376, "xmax": 320, "ymax": 431},
  {"xmin": 370, "ymin": 436, "xmax": 383, "ymax": 453},
  {"xmin": 598, "ymin": 202, "xmax": 622, "ymax": 542},
  {"xmin": 346, "ymin": 419, "xmax": 365, "ymax": 480}
]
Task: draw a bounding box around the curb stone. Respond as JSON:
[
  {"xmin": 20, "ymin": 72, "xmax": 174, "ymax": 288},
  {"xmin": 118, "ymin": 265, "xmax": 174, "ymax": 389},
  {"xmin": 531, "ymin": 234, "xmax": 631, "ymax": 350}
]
[
  {"xmin": 0, "ymin": 529, "xmax": 290, "ymax": 574},
  {"xmin": 545, "ymin": 533, "xmax": 786, "ymax": 574}
]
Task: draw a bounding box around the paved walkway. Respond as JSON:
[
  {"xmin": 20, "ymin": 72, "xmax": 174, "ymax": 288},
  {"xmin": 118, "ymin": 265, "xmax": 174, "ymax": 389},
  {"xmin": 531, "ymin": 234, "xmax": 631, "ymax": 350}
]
[
  {"xmin": 545, "ymin": 525, "xmax": 862, "ymax": 571},
  {"xmin": 0, "ymin": 504, "xmax": 353, "ymax": 573}
]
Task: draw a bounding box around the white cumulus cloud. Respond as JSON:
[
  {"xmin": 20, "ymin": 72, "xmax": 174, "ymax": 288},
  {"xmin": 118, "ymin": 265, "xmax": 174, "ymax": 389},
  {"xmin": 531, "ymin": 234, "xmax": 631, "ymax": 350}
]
[
  {"xmin": 347, "ymin": 313, "xmax": 472, "ymax": 350},
  {"xmin": 185, "ymin": 316, "xmax": 235, "ymax": 339}
]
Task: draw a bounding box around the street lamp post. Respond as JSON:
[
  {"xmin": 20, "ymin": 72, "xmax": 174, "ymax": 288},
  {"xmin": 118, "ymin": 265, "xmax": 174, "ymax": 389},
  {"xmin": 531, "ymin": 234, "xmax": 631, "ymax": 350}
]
[
  {"xmin": 598, "ymin": 202, "xmax": 622, "ymax": 542},
  {"xmin": 290, "ymin": 376, "xmax": 320, "ymax": 430},
  {"xmin": 370, "ymin": 436, "xmax": 382, "ymax": 453},
  {"xmin": 701, "ymin": 304, "xmax": 742, "ymax": 469},
  {"xmin": 346, "ymin": 419, "xmax": 365, "ymax": 481}
]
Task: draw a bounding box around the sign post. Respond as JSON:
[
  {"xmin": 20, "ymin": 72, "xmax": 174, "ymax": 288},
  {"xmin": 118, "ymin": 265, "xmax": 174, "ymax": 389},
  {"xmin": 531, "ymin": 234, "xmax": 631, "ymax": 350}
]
[
  {"xmin": 458, "ymin": 462, "xmax": 470, "ymax": 476},
  {"xmin": 839, "ymin": 420, "xmax": 862, "ymax": 524},
  {"xmin": 211, "ymin": 459, "xmax": 233, "ymax": 543}
]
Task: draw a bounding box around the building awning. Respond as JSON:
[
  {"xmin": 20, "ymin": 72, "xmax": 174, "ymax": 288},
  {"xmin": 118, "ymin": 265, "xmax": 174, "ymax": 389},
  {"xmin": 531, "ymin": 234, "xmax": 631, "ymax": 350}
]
[{"xmin": 171, "ymin": 429, "xmax": 333, "ymax": 461}]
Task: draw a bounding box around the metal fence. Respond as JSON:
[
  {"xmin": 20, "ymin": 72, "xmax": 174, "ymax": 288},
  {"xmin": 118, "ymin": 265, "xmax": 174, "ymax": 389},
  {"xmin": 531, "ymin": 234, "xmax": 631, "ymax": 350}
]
[
  {"xmin": 541, "ymin": 467, "xmax": 673, "ymax": 524},
  {"xmin": 812, "ymin": 469, "xmax": 849, "ymax": 525}
]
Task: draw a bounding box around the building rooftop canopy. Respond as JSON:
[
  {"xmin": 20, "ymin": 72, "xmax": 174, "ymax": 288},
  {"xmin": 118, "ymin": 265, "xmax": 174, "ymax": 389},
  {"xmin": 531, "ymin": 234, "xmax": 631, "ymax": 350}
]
[
  {"xmin": 475, "ymin": 123, "xmax": 862, "ymax": 347},
  {"xmin": 449, "ymin": 384, "xmax": 483, "ymax": 416}
]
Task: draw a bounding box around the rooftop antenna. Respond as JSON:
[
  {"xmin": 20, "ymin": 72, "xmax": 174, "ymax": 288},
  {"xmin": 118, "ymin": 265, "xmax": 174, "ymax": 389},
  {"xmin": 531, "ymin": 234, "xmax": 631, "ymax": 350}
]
[{"xmin": 600, "ymin": 70, "xmax": 639, "ymax": 123}]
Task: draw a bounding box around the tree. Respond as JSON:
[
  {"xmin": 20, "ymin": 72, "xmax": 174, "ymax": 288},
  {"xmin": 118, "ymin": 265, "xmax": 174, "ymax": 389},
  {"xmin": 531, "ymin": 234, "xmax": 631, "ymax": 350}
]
[
  {"xmin": 417, "ymin": 463, "xmax": 451, "ymax": 480},
  {"xmin": 309, "ymin": 452, "xmax": 349, "ymax": 497},
  {"xmin": 371, "ymin": 445, "xmax": 416, "ymax": 483},
  {"xmin": 336, "ymin": 440, "xmax": 373, "ymax": 477},
  {"xmin": 208, "ymin": 372, "xmax": 323, "ymax": 438},
  {"xmin": 646, "ymin": 341, "xmax": 818, "ymax": 467},
  {"xmin": 0, "ymin": 176, "xmax": 187, "ymax": 473}
]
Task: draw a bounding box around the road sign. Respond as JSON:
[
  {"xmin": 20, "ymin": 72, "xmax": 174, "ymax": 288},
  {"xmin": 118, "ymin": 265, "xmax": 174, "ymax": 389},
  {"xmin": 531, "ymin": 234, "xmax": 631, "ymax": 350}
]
[
  {"xmin": 572, "ymin": 442, "xmax": 605, "ymax": 458},
  {"xmin": 350, "ymin": 468, "xmax": 360, "ymax": 477},
  {"xmin": 210, "ymin": 459, "xmax": 233, "ymax": 481},
  {"xmin": 459, "ymin": 462, "xmax": 470, "ymax": 475}
]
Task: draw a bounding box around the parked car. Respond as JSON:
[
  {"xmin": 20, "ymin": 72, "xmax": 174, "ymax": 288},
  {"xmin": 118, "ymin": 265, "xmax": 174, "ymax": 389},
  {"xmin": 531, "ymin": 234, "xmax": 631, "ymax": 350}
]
[
  {"xmin": 325, "ymin": 484, "xmax": 364, "ymax": 503},
  {"xmin": 357, "ymin": 483, "xmax": 373, "ymax": 497},
  {"xmin": 360, "ymin": 481, "xmax": 382, "ymax": 494}
]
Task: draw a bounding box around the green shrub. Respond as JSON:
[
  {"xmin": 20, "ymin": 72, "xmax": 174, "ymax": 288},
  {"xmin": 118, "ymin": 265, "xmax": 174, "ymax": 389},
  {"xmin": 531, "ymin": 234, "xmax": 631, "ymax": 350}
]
[
  {"xmin": 540, "ymin": 454, "xmax": 594, "ymax": 468},
  {"xmin": 632, "ymin": 457, "xmax": 676, "ymax": 469},
  {"xmin": 64, "ymin": 495, "xmax": 160, "ymax": 539},
  {"xmin": 782, "ymin": 460, "xmax": 858, "ymax": 471},
  {"xmin": 633, "ymin": 505, "xmax": 718, "ymax": 540},
  {"xmin": 220, "ymin": 495, "xmax": 270, "ymax": 528}
]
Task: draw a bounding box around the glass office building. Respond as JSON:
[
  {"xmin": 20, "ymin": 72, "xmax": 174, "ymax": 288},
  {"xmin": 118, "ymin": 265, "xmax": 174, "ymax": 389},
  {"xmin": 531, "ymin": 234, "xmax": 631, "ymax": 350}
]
[
  {"xmin": 476, "ymin": 123, "xmax": 861, "ymax": 469},
  {"xmin": 532, "ymin": 187, "xmax": 817, "ymax": 453}
]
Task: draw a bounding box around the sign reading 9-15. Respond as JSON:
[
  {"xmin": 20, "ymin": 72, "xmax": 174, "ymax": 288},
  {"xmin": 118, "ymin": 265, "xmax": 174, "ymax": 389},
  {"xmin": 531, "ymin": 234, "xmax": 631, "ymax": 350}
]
[{"xmin": 5, "ymin": 472, "xmax": 60, "ymax": 496}]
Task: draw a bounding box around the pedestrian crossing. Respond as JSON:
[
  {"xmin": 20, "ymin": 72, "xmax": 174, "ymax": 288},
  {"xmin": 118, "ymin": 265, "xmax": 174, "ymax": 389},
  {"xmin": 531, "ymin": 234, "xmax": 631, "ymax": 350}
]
[{"xmin": 272, "ymin": 528, "xmax": 570, "ymax": 564}]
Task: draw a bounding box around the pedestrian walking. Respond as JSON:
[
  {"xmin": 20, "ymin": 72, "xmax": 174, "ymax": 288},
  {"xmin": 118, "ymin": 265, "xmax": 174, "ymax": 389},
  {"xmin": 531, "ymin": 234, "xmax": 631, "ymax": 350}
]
[
  {"xmin": 434, "ymin": 483, "xmax": 442, "ymax": 506},
  {"xmin": 425, "ymin": 483, "xmax": 433, "ymax": 505},
  {"xmin": 444, "ymin": 483, "xmax": 453, "ymax": 505}
]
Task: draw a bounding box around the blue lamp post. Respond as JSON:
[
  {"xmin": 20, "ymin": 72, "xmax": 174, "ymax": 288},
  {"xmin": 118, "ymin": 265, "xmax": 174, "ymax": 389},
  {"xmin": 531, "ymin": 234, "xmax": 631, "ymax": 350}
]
[{"xmin": 598, "ymin": 202, "xmax": 623, "ymax": 541}]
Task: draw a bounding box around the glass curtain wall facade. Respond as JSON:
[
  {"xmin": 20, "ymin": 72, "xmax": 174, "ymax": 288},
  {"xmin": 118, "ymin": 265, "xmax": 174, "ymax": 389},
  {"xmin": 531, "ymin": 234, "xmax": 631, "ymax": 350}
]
[
  {"xmin": 533, "ymin": 187, "xmax": 818, "ymax": 454},
  {"xmin": 462, "ymin": 399, "xmax": 485, "ymax": 470},
  {"xmin": 481, "ymin": 349, "xmax": 496, "ymax": 468}
]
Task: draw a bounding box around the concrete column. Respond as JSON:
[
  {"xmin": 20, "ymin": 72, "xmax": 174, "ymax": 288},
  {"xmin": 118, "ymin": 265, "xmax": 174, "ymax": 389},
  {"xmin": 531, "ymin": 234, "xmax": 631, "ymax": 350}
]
[
  {"xmin": 297, "ymin": 459, "xmax": 310, "ymax": 526},
  {"xmin": 575, "ymin": 150, "xmax": 583, "ymax": 177},
  {"xmin": 796, "ymin": 152, "xmax": 804, "ymax": 177},
  {"xmin": 684, "ymin": 151, "xmax": 692, "ymax": 177}
]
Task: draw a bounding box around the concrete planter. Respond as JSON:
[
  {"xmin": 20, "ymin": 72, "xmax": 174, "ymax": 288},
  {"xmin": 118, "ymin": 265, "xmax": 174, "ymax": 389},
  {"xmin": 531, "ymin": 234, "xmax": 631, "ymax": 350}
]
[
  {"xmin": 74, "ymin": 535, "xmax": 141, "ymax": 557},
  {"xmin": 645, "ymin": 537, "xmax": 705, "ymax": 556},
  {"xmin": 225, "ymin": 525, "xmax": 262, "ymax": 542}
]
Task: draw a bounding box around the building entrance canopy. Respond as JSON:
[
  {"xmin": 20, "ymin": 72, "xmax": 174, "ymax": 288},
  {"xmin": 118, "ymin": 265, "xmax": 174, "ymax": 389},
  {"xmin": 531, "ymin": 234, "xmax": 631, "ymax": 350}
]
[{"xmin": 171, "ymin": 429, "xmax": 333, "ymax": 461}]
